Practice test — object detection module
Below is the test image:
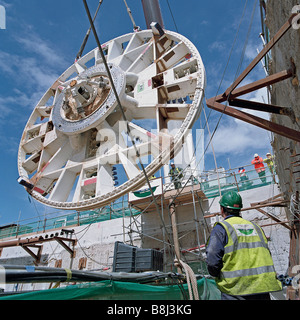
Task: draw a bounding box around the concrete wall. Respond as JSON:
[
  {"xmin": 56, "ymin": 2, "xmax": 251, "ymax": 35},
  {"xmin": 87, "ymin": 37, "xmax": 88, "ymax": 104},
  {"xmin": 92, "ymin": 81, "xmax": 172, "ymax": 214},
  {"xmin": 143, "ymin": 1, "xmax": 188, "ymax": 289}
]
[
  {"xmin": 0, "ymin": 216, "xmax": 141, "ymax": 291},
  {"xmin": 265, "ymin": 0, "xmax": 300, "ymax": 217}
]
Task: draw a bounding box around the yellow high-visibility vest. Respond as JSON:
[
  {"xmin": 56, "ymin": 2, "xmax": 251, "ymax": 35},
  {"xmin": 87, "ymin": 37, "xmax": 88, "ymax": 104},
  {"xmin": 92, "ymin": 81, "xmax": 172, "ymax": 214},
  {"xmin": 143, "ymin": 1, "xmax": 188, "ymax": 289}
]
[{"xmin": 215, "ymin": 216, "xmax": 282, "ymax": 296}]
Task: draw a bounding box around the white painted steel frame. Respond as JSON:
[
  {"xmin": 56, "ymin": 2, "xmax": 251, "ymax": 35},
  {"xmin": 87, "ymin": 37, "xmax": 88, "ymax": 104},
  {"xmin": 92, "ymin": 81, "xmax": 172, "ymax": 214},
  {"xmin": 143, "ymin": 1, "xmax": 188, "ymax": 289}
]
[{"xmin": 18, "ymin": 29, "xmax": 206, "ymax": 210}]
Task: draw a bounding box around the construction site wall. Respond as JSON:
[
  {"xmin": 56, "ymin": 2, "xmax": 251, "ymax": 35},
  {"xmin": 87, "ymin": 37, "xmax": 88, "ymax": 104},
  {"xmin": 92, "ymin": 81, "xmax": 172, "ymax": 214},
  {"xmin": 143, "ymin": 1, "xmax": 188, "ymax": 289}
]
[
  {"xmin": 265, "ymin": 1, "xmax": 300, "ymax": 298},
  {"xmin": 0, "ymin": 217, "xmax": 141, "ymax": 292},
  {"xmin": 266, "ymin": 0, "xmax": 300, "ymax": 210}
]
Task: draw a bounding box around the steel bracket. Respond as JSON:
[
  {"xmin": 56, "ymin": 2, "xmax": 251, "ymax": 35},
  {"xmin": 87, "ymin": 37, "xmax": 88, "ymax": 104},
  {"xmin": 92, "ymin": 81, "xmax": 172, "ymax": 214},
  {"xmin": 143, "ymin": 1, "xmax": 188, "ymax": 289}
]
[
  {"xmin": 54, "ymin": 237, "xmax": 77, "ymax": 258},
  {"xmin": 206, "ymin": 13, "xmax": 300, "ymax": 142},
  {"xmin": 21, "ymin": 244, "xmax": 43, "ymax": 265}
]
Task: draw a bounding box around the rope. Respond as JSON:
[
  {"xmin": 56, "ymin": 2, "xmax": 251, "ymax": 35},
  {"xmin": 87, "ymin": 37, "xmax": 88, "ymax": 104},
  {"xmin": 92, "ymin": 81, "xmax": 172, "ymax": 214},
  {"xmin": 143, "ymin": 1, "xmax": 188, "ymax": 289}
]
[
  {"xmin": 193, "ymin": 0, "xmax": 254, "ymax": 177},
  {"xmin": 290, "ymin": 193, "xmax": 300, "ymax": 220},
  {"xmin": 76, "ymin": 0, "xmax": 103, "ymax": 60},
  {"xmin": 202, "ymin": 0, "xmax": 250, "ymax": 131},
  {"xmin": 163, "ymin": 3, "xmax": 256, "ymax": 201},
  {"xmin": 203, "ymin": 107, "xmax": 222, "ymax": 198},
  {"xmin": 232, "ymin": 0, "xmax": 257, "ymax": 85},
  {"xmin": 123, "ymin": 0, "xmax": 140, "ymax": 31},
  {"xmin": 174, "ymin": 259, "xmax": 199, "ymax": 300},
  {"xmin": 166, "ymin": 0, "xmax": 179, "ymax": 32},
  {"xmin": 186, "ymin": 0, "xmax": 258, "ymax": 201}
]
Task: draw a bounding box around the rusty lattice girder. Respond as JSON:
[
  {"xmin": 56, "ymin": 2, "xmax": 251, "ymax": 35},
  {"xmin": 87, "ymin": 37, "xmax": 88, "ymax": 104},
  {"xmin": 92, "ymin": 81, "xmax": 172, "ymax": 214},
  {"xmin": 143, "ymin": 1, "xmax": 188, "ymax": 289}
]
[
  {"xmin": 0, "ymin": 235, "xmax": 77, "ymax": 265},
  {"xmin": 206, "ymin": 12, "xmax": 300, "ymax": 143}
]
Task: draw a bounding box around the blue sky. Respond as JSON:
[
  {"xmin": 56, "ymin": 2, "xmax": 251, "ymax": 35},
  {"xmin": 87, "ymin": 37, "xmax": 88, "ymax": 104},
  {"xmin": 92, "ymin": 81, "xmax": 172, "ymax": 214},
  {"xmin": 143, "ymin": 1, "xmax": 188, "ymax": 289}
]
[{"xmin": 0, "ymin": 0, "xmax": 273, "ymax": 225}]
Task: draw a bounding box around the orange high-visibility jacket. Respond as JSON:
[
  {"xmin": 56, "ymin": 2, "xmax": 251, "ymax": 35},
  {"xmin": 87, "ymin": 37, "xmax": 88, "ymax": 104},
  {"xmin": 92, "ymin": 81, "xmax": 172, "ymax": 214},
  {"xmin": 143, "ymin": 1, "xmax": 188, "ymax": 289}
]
[{"xmin": 251, "ymin": 157, "xmax": 265, "ymax": 173}]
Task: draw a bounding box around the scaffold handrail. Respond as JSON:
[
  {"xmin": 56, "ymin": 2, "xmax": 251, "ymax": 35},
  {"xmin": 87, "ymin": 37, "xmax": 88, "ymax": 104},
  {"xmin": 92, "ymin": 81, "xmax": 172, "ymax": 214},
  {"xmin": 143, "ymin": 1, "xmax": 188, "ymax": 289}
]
[{"xmin": 0, "ymin": 163, "xmax": 277, "ymax": 240}]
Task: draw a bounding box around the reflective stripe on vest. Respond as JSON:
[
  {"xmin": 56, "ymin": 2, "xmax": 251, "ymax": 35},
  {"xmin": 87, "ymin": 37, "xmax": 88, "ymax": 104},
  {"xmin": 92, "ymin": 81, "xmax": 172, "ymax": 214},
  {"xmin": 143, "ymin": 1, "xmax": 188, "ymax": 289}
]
[
  {"xmin": 215, "ymin": 217, "xmax": 282, "ymax": 296},
  {"xmin": 222, "ymin": 265, "xmax": 276, "ymax": 279},
  {"xmin": 221, "ymin": 220, "xmax": 269, "ymax": 254}
]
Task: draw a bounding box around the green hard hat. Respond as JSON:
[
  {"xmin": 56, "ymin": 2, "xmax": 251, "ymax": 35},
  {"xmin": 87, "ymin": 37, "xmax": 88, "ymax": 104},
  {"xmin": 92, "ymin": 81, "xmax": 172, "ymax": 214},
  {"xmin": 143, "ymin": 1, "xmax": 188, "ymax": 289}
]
[{"xmin": 219, "ymin": 191, "xmax": 243, "ymax": 210}]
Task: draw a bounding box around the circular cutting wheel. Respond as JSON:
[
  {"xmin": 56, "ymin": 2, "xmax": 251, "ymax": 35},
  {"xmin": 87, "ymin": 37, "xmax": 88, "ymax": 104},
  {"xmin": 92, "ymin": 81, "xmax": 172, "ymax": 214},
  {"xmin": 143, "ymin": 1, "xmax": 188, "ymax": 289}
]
[{"xmin": 18, "ymin": 28, "xmax": 206, "ymax": 210}]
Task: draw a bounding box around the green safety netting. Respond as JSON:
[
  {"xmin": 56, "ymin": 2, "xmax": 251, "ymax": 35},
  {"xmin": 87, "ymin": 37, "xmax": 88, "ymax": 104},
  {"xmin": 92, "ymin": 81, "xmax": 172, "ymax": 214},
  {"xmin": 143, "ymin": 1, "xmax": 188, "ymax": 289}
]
[{"xmin": 0, "ymin": 278, "xmax": 221, "ymax": 300}]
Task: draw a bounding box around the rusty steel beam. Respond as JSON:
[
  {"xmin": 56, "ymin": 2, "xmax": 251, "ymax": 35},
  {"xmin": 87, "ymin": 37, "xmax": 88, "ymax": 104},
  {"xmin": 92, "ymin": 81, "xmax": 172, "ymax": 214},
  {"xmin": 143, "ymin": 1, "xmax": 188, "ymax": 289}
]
[
  {"xmin": 0, "ymin": 235, "xmax": 77, "ymax": 262},
  {"xmin": 212, "ymin": 69, "xmax": 293, "ymax": 103},
  {"xmin": 260, "ymin": 220, "xmax": 298, "ymax": 228},
  {"xmin": 205, "ymin": 68, "xmax": 297, "ymax": 142},
  {"xmin": 205, "ymin": 99, "xmax": 300, "ymax": 142},
  {"xmin": 228, "ymin": 98, "xmax": 292, "ymax": 115},
  {"xmin": 223, "ymin": 13, "xmax": 297, "ymax": 99},
  {"xmin": 0, "ymin": 236, "xmax": 76, "ymax": 248},
  {"xmin": 54, "ymin": 237, "xmax": 76, "ymax": 258},
  {"xmin": 205, "ymin": 13, "xmax": 300, "ymax": 143},
  {"xmin": 203, "ymin": 199, "xmax": 288, "ymax": 219},
  {"xmin": 21, "ymin": 245, "xmax": 43, "ymax": 265},
  {"xmin": 253, "ymin": 207, "xmax": 293, "ymax": 231},
  {"xmin": 228, "ymin": 69, "xmax": 293, "ymax": 100}
]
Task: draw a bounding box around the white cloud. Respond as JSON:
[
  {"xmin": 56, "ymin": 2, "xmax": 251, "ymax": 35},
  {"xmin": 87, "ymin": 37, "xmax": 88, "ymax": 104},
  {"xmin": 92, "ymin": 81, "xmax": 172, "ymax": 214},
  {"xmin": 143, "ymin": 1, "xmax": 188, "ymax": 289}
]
[
  {"xmin": 239, "ymin": 87, "xmax": 271, "ymax": 121},
  {"xmin": 0, "ymin": 88, "xmax": 45, "ymax": 119},
  {"xmin": 249, "ymin": 87, "xmax": 269, "ymax": 103},
  {"xmin": 0, "ymin": 1, "xmax": 12, "ymax": 8},
  {"xmin": 19, "ymin": 57, "xmax": 59, "ymax": 89},
  {"xmin": 0, "ymin": 50, "xmax": 58, "ymax": 124},
  {"xmin": 209, "ymin": 40, "xmax": 227, "ymax": 52},
  {"xmin": 15, "ymin": 33, "xmax": 67, "ymax": 69},
  {"xmin": 207, "ymin": 119, "xmax": 270, "ymax": 155},
  {"xmin": 0, "ymin": 32, "xmax": 67, "ymax": 113},
  {"xmin": 0, "ymin": 51, "xmax": 58, "ymax": 90},
  {"xmin": 244, "ymin": 42, "xmax": 259, "ymax": 61},
  {"xmin": 206, "ymin": 87, "xmax": 272, "ymax": 156},
  {"xmin": 0, "ymin": 32, "xmax": 69, "ymax": 140},
  {"xmin": 0, "ymin": 134, "xmax": 19, "ymax": 155},
  {"xmin": 200, "ymin": 20, "xmax": 209, "ymax": 26}
]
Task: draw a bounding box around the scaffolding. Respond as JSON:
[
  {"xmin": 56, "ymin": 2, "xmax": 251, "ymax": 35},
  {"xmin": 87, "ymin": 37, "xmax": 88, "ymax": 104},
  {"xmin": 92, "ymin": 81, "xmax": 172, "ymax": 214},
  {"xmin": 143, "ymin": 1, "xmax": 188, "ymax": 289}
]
[
  {"xmin": 0, "ymin": 163, "xmax": 289, "ymax": 275},
  {"xmin": 126, "ymin": 177, "xmax": 209, "ymax": 273},
  {"xmin": 125, "ymin": 162, "xmax": 286, "ymax": 274}
]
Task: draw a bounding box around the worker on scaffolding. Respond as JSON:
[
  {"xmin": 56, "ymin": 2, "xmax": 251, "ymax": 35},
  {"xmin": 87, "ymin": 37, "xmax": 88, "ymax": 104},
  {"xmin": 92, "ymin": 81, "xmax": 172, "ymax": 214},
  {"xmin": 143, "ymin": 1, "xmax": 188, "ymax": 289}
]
[
  {"xmin": 238, "ymin": 167, "xmax": 251, "ymax": 188},
  {"xmin": 205, "ymin": 191, "xmax": 282, "ymax": 300},
  {"xmin": 169, "ymin": 162, "xmax": 183, "ymax": 189},
  {"xmin": 251, "ymin": 153, "xmax": 266, "ymax": 183},
  {"xmin": 264, "ymin": 152, "xmax": 276, "ymax": 183}
]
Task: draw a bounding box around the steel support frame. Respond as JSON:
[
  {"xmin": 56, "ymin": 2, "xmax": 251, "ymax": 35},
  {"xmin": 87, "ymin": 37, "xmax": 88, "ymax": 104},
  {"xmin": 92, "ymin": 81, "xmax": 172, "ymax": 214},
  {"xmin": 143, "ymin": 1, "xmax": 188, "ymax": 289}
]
[
  {"xmin": 206, "ymin": 13, "xmax": 300, "ymax": 143},
  {"xmin": 22, "ymin": 244, "xmax": 43, "ymax": 265},
  {"xmin": 204, "ymin": 198, "xmax": 288, "ymax": 219},
  {"xmin": 250, "ymin": 194, "xmax": 293, "ymax": 231},
  {"xmin": 0, "ymin": 236, "xmax": 77, "ymax": 265}
]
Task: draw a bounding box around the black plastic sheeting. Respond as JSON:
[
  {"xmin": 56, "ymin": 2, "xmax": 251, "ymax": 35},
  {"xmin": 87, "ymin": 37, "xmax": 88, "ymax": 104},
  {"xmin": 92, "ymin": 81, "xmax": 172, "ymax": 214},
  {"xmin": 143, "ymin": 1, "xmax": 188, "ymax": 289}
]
[{"xmin": 1, "ymin": 264, "xmax": 198, "ymax": 284}]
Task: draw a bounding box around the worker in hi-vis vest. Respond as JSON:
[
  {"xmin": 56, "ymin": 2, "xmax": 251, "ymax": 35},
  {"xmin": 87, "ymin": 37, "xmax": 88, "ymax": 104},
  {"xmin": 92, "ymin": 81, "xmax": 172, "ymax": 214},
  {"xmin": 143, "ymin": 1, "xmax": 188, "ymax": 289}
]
[
  {"xmin": 169, "ymin": 162, "xmax": 183, "ymax": 189},
  {"xmin": 206, "ymin": 191, "xmax": 282, "ymax": 300}
]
